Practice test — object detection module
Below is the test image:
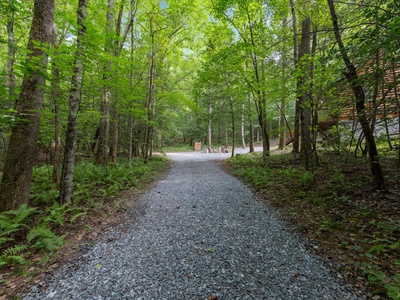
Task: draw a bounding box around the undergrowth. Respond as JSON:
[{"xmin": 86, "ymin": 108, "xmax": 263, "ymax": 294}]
[
  {"xmin": 227, "ymin": 152, "xmax": 400, "ymax": 300},
  {"xmin": 0, "ymin": 156, "xmax": 169, "ymax": 278}
]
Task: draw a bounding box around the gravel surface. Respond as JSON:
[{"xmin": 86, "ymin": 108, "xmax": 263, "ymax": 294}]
[{"xmin": 23, "ymin": 150, "xmax": 364, "ymax": 300}]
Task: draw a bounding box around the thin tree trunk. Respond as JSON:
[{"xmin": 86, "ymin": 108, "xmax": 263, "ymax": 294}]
[
  {"xmin": 241, "ymin": 108, "xmax": 246, "ymax": 149},
  {"xmin": 0, "ymin": 0, "xmax": 54, "ymax": 212},
  {"xmin": 6, "ymin": 0, "xmax": 16, "ymax": 108},
  {"xmin": 128, "ymin": 115, "xmax": 134, "ymax": 167},
  {"xmin": 290, "ymin": 0, "xmax": 300, "ymax": 155},
  {"xmin": 279, "ymin": 18, "xmax": 288, "ymax": 150},
  {"xmin": 59, "ymin": 0, "xmax": 87, "ymax": 204},
  {"xmin": 51, "ymin": 36, "xmax": 61, "ymax": 185},
  {"xmin": 208, "ymin": 100, "xmax": 212, "ymax": 152},
  {"xmin": 248, "ymin": 94, "xmax": 254, "ymax": 152},
  {"xmin": 230, "ymin": 96, "xmax": 236, "ymax": 157},
  {"xmin": 260, "ymin": 61, "xmax": 270, "ymax": 158},
  {"xmin": 299, "ymin": 17, "xmax": 312, "ymax": 170},
  {"xmin": 144, "ymin": 16, "xmax": 155, "ymax": 159},
  {"xmin": 310, "ymin": 25, "xmax": 319, "ymax": 168},
  {"xmin": 95, "ymin": 0, "xmax": 116, "ymax": 165},
  {"xmin": 327, "ymin": 0, "xmax": 386, "ymax": 190},
  {"xmin": 110, "ymin": 105, "xmax": 118, "ymax": 162}
]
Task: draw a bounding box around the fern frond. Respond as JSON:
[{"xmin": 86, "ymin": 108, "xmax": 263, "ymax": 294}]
[
  {"xmin": 1, "ymin": 244, "xmax": 28, "ymax": 258},
  {"xmin": 0, "ymin": 237, "xmax": 11, "ymax": 246},
  {"xmin": 70, "ymin": 212, "xmax": 87, "ymax": 223},
  {"xmin": 4, "ymin": 204, "xmax": 37, "ymax": 224},
  {"xmin": 27, "ymin": 226, "xmax": 54, "ymax": 242},
  {"xmin": 3, "ymin": 255, "xmax": 29, "ymax": 265}
]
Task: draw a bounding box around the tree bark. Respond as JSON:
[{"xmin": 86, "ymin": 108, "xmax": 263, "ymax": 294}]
[
  {"xmin": 290, "ymin": 0, "xmax": 300, "ymax": 155},
  {"xmin": 208, "ymin": 100, "xmax": 212, "ymax": 152},
  {"xmin": 6, "ymin": 0, "xmax": 16, "ymax": 107},
  {"xmin": 248, "ymin": 94, "xmax": 254, "ymax": 152},
  {"xmin": 279, "ymin": 18, "xmax": 288, "ymax": 150},
  {"xmin": 51, "ymin": 34, "xmax": 61, "ymax": 185},
  {"xmin": 229, "ymin": 96, "xmax": 236, "ymax": 157},
  {"xmin": 241, "ymin": 104, "xmax": 246, "ymax": 149},
  {"xmin": 95, "ymin": 0, "xmax": 116, "ymax": 165},
  {"xmin": 327, "ymin": 0, "xmax": 386, "ymax": 190},
  {"xmin": 59, "ymin": 0, "xmax": 87, "ymax": 204},
  {"xmin": 299, "ymin": 16, "xmax": 312, "ymax": 170},
  {"xmin": 0, "ymin": 0, "xmax": 54, "ymax": 212}
]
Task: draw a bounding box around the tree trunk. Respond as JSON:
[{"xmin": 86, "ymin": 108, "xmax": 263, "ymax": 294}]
[
  {"xmin": 208, "ymin": 100, "xmax": 212, "ymax": 152},
  {"xmin": 51, "ymin": 37, "xmax": 61, "ymax": 185},
  {"xmin": 310, "ymin": 25, "xmax": 319, "ymax": 168},
  {"xmin": 110, "ymin": 105, "xmax": 118, "ymax": 162},
  {"xmin": 299, "ymin": 16, "xmax": 312, "ymax": 170},
  {"xmin": 6, "ymin": 0, "xmax": 16, "ymax": 107},
  {"xmin": 241, "ymin": 104, "xmax": 246, "ymax": 149},
  {"xmin": 59, "ymin": 0, "xmax": 87, "ymax": 204},
  {"xmin": 144, "ymin": 16, "xmax": 155, "ymax": 159},
  {"xmin": 290, "ymin": 0, "xmax": 300, "ymax": 155},
  {"xmin": 0, "ymin": 0, "xmax": 54, "ymax": 212},
  {"xmin": 95, "ymin": 0, "xmax": 116, "ymax": 165},
  {"xmin": 327, "ymin": 0, "xmax": 386, "ymax": 190},
  {"xmin": 229, "ymin": 96, "xmax": 236, "ymax": 157},
  {"xmin": 249, "ymin": 120, "xmax": 254, "ymax": 152},
  {"xmin": 279, "ymin": 18, "xmax": 288, "ymax": 150},
  {"xmin": 248, "ymin": 94, "xmax": 254, "ymax": 152},
  {"xmin": 260, "ymin": 60, "xmax": 270, "ymax": 158}
]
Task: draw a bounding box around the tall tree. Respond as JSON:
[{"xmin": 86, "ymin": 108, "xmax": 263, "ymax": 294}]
[
  {"xmin": 327, "ymin": 0, "xmax": 386, "ymax": 190},
  {"xmin": 5, "ymin": 0, "xmax": 16, "ymax": 107},
  {"xmin": 59, "ymin": 0, "xmax": 88, "ymax": 204},
  {"xmin": 299, "ymin": 16, "xmax": 312, "ymax": 170},
  {"xmin": 290, "ymin": 0, "xmax": 300, "ymax": 155},
  {"xmin": 0, "ymin": 0, "xmax": 55, "ymax": 212},
  {"xmin": 95, "ymin": 0, "xmax": 116, "ymax": 165}
]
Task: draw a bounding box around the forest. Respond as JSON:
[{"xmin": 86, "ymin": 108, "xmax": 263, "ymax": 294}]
[{"xmin": 0, "ymin": 0, "xmax": 399, "ymax": 298}]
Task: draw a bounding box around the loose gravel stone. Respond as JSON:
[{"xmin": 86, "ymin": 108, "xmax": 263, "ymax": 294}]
[{"xmin": 23, "ymin": 149, "xmax": 364, "ymax": 299}]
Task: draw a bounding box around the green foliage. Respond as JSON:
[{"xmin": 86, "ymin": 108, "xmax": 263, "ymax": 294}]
[
  {"xmin": 0, "ymin": 205, "xmax": 37, "ymax": 267},
  {"xmin": 31, "ymin": 166, "xmax": 59, "ymax": 206},
  {"xmin": 0, "ymin": 244, "xmax": 29, "ymax": 267},
  {"xmin": 72, "ymin": 157, "xmax": 167, "ymax": 205},
  {"xmin": 364, "ymin": 265, "xmax": 400, "ymax": 300},
  {"xmin": 387, "ymin": 274, "xmax": 400, "ymax": 300},
  {"xmin": 27, "ymin": 225, "xmax": 65, "ymax": 252}
]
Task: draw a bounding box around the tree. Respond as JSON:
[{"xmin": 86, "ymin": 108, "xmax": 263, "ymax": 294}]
[
  {"xmin": 95, "ymin": 0, "xmax": 116, "ymax": 165},
  {"xmin": 298, "ymin": 16, "xmax": 312, "ymax": 170},
  {"xmin": 0, "ymin": 0, "xmax": 55, "ymax": 212},
  {"xmin": 59, "ymin": 0, "xmax": 88, "ymax": 204},
  {"xmin": 327, "ymin": 0, "xmax": 386, "ymax": 191}
]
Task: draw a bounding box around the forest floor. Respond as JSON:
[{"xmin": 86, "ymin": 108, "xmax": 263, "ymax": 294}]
[
  {"xmin": 1, "ymin": 148, "xmax": 399, "ymax": 299},
  {"xmin": 0, "ymin": 157, "xmax": 171, "ymax": 299},
  {"xmin": 225, "ymin": 148, "xmax": 400, "ymax": 300}
]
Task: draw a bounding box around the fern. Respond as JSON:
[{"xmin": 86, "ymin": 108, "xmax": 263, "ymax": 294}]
[
  {"xmin": 0, "ymin": 204, "xmax": 37, "ymax": 240},
  {"xmin": 386, "ymin": 274, "xmax": 400, "ymax": 300},
  {"xmin": 27, "ymin": 225, "xmax": 55, "ymax": 243},
  {"xmin": 2, "ymin": 255, "xmax": 28, "ymax": 266},
  {"xmin": 27, "ymin": 225, "xmax": 65, "ymax": 252},
  {"xmin": 4, "ymin": 204, "xmax": 37, "ymax": 224},
  {"xmin": 70, "ymin": 211, "xmax": 87, "ymax": 223},
  {"xmin": 369, "ymin": 243, "xmax": 387, "ymax": 255},
  {"xmin": 0, "ymin": 244, "xmax": 29, "ymax": 266},
  {"xmin": 41, "ymin": 202, "xmax": 71, "ymax": 226},
  {"xmin": 0, "ymin": 237, "xmax": 10, "ymax": 246}
]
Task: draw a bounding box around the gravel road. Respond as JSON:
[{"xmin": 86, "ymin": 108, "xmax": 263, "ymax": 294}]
[{"xmin": 24, "ymin": 150, "xmax": 363, "ymax": 300}]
